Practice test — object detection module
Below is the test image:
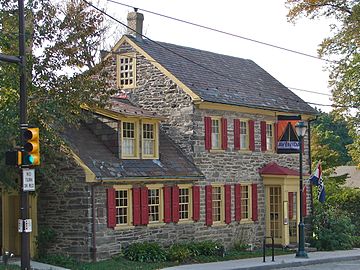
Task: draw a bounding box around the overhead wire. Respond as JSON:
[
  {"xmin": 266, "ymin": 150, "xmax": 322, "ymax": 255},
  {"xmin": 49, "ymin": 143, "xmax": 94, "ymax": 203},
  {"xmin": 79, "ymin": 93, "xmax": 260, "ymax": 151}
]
[
  {"xmin": 106, "ymin": 0, "xmax": 337, "ymax": 64},
  {"xmin": 83, "ymin": 0, "xmax": 354, "ymax": 109}
]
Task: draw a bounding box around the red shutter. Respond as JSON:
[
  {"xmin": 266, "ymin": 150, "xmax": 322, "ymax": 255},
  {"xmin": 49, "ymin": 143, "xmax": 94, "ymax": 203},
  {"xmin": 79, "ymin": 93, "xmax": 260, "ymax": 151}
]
[
  {"xmin": 288, "ymin": 192, "xmax": 293, "ymax": 220},
  {"xmin": 225, "ymin": 184, "xmax": 231, "ymax": 224},
  {"xmin": 234, "ymin": 119, "xmax": 240, "ymax": 150},
  {"xmin": 205, "ymin": 185, "xmax": 213, "ymax": 226},
  {"xmin": 248, "ymin": 120, "xmax": 255, "ymax": 151},
  {"xmin": 302, "ymin": 186, "xmax": 307, "ymax": 217},
  {"xmin": 163, "ymin": 186, "xmax": 172, "ymax": 223},
  {"xmin": 107, "ymin": 188, "xmax": 116, "ymax": 228},
  {"xmin": 172, "ymin": 185, "xmax": 180, "ymax": 223},
  {"xmin": 204, "ymin": 117, "xmax": 212, "ymax": 150},
  {"xmin": 260, "ymin": 121, "xmax": 267, "ymax": 152},
  {"xmin": 274, "ymin": 122, "xmax": 278, "ymax": 152},
  {"xmin": 251, "ymin": 183, "xmax": 258, "ymax": 221},
  {"xmin": 192, "ymin": 186, "xmax": 200, "ymax": 222},
  {"xmin": 221, "ymin": 118, "xmax": 228, "ymax": 150},
  {"xmin": 234, "ymin": 184, "xmax": 241, "ymax": 222},
  {"xmin": 141, "ymin": 187, "xmax": 149, "ymax": 225},
  {"xmin": 132, "ymin": 187, "xmax": 141, "ymax": 226}
]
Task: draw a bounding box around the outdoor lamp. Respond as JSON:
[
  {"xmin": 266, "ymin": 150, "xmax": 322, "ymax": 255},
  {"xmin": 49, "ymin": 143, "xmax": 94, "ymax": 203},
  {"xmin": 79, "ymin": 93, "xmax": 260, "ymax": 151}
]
[{"xmin": 295, "ymin": 121, "xmax": 308, "ymax": 258}]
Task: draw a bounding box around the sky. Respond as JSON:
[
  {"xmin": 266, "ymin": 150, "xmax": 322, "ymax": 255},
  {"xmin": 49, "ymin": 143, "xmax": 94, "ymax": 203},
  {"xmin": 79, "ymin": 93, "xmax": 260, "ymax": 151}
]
[{"xmin": 100, "ymin": 0, "xmax": 335, "ymax": 112}]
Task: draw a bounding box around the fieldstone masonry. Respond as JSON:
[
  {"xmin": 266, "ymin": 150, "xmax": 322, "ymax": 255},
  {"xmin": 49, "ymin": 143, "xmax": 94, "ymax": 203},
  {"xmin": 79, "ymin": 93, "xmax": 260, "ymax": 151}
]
[{"xmin": 38, "ymin": 39, "xmax": 312, "ymax": 261}]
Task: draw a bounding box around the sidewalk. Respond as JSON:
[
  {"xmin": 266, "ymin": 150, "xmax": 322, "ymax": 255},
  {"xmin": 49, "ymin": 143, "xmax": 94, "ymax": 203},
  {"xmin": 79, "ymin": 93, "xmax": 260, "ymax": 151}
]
[
  {"xmin": 9, "ymin": 259, "xmax": 70, "ymax": 270},
  {"xmin": 163, "ymin": 248, "xmax": 360, "ymax": 270}
]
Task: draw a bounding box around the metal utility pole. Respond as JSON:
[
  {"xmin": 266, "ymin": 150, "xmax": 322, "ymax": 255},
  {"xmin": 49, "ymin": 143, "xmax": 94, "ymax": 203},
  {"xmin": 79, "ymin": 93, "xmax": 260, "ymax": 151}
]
[{"xmin": 1, "ymin": 0, "xmax": 31, "ymax": 269}]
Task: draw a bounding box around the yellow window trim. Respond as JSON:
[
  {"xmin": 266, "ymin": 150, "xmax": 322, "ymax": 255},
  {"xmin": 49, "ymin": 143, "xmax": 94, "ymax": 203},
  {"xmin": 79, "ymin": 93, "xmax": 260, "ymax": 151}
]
[
  {"xmin": 238, "ymin": 118, "xmax": 250, "ymax": 150},
  {"xmin": 265, "ymin": 121, "xmax": 275, "ymax": 152},
  {"xmin": 211, "ymin": 184, "xmax": 225, "ymax": 225},
  {"xmin": 121, "ymin": 119, "xmax": 140, "ymax": 159},
  {"xmin": 113, "ymin": 185, "xmax": 133, "ymax": 227},
  {"xmin": 239, "ymin": 183, "xmax": 253, "ymax": 222},
  {"xmin": 117, "ymin": 52, "xmax": 136, "ymax": 89},
  {"xmin": 178, "ymin": 184, "xmax": 193, "ymax": 222},
  {"xmin": 210, "ymin": 116, "xmax": 222, "ymax": 150},
  {"xmin": 141, "ymin": 120, "xmax": 159, "ymax": 159},
  {"xmin": 146, "ymin": 184, "xmax": 164, "ymax": 224}
]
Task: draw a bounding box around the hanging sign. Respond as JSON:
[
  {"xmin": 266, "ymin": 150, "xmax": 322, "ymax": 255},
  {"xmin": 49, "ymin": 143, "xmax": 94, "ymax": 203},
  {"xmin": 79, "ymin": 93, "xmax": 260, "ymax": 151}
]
[{"xmin": 277, "ymin": 115, "xmax": 301, "ymax": 154}]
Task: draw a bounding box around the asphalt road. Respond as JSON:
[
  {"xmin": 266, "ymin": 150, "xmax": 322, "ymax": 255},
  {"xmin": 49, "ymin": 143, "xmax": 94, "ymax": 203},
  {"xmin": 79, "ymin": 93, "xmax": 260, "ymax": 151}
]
[{"xmin": 282, "ymin": 259, "xmax": 360, "ymax": 270}]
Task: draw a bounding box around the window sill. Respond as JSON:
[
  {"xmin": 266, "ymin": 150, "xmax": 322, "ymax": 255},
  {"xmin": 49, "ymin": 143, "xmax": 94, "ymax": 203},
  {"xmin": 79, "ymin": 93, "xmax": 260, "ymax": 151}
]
[
  {"xmin": 177, "ymin": 220, "xmax": 194, "ymax": 225},
  {"xmin": 209, "ymin": 149, "xmax": 225, "ymax": 153},
  {"xmin": 148, "ymin": 222, "xmax": 166, "ymax": 227},
  {"xmin": 239, "ymin": 220, "xmax": 254, "ymax": 225},
  {"xmin": 114, "ymin": 225, "xmax": 135, "ymax": 230},
  {"xmin": 237, "ymin": 150, "xmax": 253, "ymax": 153},
  {"xmin": 211, "ymin": 222, "xmax": 227, "ymax": 227}
]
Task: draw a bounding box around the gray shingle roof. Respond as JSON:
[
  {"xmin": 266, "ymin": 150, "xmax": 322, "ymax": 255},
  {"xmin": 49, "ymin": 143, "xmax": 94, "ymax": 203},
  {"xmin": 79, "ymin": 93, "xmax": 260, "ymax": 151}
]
[
  {"xmin": 128, "ymin": 36, "xmax": 317, "ymax": 115},
  {"xmin": 63, "ymin": 123, "xmax": 204, "ymax": 181}
]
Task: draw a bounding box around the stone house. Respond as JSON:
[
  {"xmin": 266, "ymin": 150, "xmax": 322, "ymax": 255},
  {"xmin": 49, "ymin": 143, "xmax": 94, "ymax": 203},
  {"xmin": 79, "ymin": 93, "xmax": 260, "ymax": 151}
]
[{"xmin": 0, "ymin": 11, "xmax": 318, "ymax": 261}]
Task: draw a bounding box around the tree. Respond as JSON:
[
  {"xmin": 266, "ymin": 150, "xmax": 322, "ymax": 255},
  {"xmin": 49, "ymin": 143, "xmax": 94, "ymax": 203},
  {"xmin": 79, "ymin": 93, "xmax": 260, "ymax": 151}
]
[
  {"xmin": 0, "ymin": 0, "xmax": 115, "ymax": 190},
  {"xmin": 286, "ymin": 0, "xmax": 360, "ymax": 166},
  {"xmin": 311, "ymin": 110, "xmax": 353, "ymax": 171}
]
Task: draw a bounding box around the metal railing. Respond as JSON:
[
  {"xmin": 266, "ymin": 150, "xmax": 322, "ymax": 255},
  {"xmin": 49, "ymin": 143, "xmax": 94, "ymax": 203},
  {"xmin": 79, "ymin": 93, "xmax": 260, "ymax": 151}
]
[{"xmin": 263, "ymin": 236, "xmax": 275, "ymax": 262}]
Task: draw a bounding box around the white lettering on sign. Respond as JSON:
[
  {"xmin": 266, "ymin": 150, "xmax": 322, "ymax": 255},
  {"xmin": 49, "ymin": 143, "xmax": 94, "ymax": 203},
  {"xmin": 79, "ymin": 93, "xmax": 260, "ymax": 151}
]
[{"xmin": 22, "ymin": 168, "xmax": 35, "ymax": 191}]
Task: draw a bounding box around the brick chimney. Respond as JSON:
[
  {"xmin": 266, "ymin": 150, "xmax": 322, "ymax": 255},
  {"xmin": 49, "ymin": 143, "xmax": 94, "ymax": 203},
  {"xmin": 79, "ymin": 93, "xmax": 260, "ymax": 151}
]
[{"xmin": 127, "ymin": 9, "xmax": 144, "ymax": 40}]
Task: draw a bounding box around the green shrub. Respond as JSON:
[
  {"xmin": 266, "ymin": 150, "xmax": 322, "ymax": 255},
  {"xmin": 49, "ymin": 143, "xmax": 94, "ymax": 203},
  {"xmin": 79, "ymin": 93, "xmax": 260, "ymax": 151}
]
[
  {"xmin": 311, "ymin": 206, "xmax": 355, "ymax": 250},
  {"xmin": 36, "ymin": 227, "xmax": 57, "ymax": 259},
  {"xmin": 233, "ymin": 241, "xmax": 250, "ymax": 251},
  {"xmin": 188, "ymin": 241, "xmax": 224, "ymax": 257},
  {"xmin": 124, "ymin": 242, "xmax": 167, "ymax": 262},
  {"xmin": 168, "ymin": 244, "xmax": 192, "ymax": 262}
]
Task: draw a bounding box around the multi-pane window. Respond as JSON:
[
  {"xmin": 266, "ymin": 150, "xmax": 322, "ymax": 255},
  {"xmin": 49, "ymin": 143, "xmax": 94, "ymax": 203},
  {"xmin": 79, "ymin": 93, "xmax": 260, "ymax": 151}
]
[
  {"xmin": 241, "ymin": 185, "xmax": 250, "ymax": 219},
  {"xmin": 143, "ymin": 123, "xmax": 155, "ymax": 157},
  {"xmin": 179, "ymin": 187, "xmax": 190, "ymax": 220},
  {"xmin": 115, "ymin": 189, "xmax": 130, "ymax": 226},
  {"xmin": 148, "ymin": 188, "xmax": 161, "ymax": 223},
  {"xmin": 212, "ymin": 186, "xmax": 223, "ymax": 223},
  {"xmin": 211, "ymin": 119, "xmax": 221, "ymax": 149},
  {"xmin": 266, "ymin": 123, "xmax": 274, "ymax": 151},
  {"xmin": 122, "ymin": 121, "xmax": 136, "ymax": 157},
  {"xmin": 118, "ymin": 56, "xmax": 135, "ymax": 87},
  {"xmin": 240, "ymin": 121, "xmax": 248, "ymax": 149}
]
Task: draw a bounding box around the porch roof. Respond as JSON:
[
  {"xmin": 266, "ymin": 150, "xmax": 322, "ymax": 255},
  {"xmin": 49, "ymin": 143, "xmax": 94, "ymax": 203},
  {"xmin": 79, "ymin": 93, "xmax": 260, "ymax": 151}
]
[{"xmin": 259, "ymin": 162, "xmax": 299, "ymax": 176}]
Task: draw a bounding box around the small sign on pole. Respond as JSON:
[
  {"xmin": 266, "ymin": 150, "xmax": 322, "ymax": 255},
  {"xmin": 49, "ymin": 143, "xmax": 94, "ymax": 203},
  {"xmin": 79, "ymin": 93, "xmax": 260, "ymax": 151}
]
[
  {"xmin": 18, "ymin": 219, "xmax": 23, "ymax": 233},
  {"xmin": 22, "ymin": 168, "xmax": 35, "ymax": 191},
  {"xmin": 24, "ymin": 219, "xmax": 32, "ymax": 233}
]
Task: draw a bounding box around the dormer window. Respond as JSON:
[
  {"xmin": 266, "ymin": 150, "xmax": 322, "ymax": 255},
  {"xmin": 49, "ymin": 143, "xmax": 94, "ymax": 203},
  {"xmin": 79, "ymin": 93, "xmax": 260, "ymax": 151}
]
[
  {"xmin": 122, "ymin": 120, "xmax": 139, "ymax": 158},
  {"xmin": 117, "ymin": 54, "xmax": 136, "ymax": 88},
  {"xmin": 120, "ymin": 119, "xmax": 159, "ymax": 159}
]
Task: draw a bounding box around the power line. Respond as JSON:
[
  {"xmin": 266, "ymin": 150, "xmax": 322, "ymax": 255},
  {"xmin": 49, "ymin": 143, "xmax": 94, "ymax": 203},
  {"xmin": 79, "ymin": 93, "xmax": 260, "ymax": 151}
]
[
  {"xmin": 106, "ymin": 0, "xmax": 337, "ymax": 64},
  {"xmin": 83, "ymin": 1, "xmax": 355, "ymax": 110},
  {"xmin": 288, "ymin": 87, "xmax": 332, "ymax": 97}
]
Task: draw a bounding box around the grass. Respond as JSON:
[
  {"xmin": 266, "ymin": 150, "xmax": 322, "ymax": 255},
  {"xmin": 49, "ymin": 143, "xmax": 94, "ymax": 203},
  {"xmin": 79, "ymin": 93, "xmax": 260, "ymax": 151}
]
[{"xmin": 35, "ymin": 248, "xmax": 294, "ymax": 270}]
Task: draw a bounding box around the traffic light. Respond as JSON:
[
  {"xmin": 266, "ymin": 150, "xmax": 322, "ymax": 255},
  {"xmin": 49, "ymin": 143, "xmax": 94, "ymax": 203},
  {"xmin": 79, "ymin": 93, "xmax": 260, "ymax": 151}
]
[
  {"xmin": 5, "ymin": 150, "xmax": 22, "ymax": 166},
  {"xmin": 23, "ymin": 127, "xmax": 40, "ymax": 166}
]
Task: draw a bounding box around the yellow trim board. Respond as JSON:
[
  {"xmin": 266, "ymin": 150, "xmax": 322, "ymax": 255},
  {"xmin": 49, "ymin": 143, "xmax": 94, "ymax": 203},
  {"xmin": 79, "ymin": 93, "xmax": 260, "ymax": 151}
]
[
  {"xmin": 197, "ymin": 102, "xmax": 315, "ymax": 120},
  {"xmin": 69, "ymin": 149, "xmax": 96, "ymax": 182},
  {"xmin": 111, "ymin": 36, "xmax": 202, "ymax": 103}
]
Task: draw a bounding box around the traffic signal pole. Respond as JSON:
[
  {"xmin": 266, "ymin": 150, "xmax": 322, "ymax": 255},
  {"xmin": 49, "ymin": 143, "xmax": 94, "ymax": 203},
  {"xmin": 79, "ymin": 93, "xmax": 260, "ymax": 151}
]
[{"xmin": 18, "ymin": 0, "xmax": 31, "ymax": 268}]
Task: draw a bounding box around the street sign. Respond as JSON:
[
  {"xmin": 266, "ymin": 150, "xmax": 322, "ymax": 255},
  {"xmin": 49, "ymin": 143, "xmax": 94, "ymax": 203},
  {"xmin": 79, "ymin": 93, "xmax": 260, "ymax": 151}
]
[
  {"xmin": 24, "ymin": 219, "xmax": 32, "ymax": 233},
  {"xmin": 22, "ymin": 168, "xmax": 35, "ymax": 191}
]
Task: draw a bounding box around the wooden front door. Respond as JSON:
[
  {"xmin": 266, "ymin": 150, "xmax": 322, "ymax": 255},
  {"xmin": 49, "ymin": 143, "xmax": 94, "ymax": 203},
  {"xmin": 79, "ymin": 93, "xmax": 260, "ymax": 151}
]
[{"xmin": 266, "ymin": 186, "xmax": 282, "ymax": 245}]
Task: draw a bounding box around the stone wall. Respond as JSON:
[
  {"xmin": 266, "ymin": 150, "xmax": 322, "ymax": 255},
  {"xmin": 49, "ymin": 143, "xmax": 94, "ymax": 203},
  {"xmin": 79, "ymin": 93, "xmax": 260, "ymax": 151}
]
[{"xmin": 38, "ymin": 168, "xmax": 93, "ymax": 261}]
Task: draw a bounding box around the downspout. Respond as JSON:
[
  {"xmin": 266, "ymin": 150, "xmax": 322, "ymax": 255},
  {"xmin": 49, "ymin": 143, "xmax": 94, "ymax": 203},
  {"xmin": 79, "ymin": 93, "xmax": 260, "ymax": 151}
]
[{"xmin": 91, "ymin": 184, "xmax": 98, "ymax": 262}]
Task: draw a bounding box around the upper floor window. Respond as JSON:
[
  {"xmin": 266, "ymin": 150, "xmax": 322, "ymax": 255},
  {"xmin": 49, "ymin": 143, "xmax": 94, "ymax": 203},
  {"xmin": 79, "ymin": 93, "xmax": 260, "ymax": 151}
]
[
  {"xmin": 266, "ymin": 123, "xmax": 274, "ymax": 151},
  {"xmin": 117, "ymin": 55, "xmax": 136, "ymax": 88},
  {"xmin": 142, "ymin": 121, "xmax": 158, "ymax": 159},
  {"xmin": 240, "ymin": 120, "xmax": 248, "ymax": 150},
  {"xmin": 122, "ymin": 121, "xmax": 138, "ymax": 158},
  {"xmin": 204, "ymin": 116, "xmax": 228, "ymax": 151},
  {"xmin": 121, "ymin": 119, "xmax": 159, "ymax": 159}
]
